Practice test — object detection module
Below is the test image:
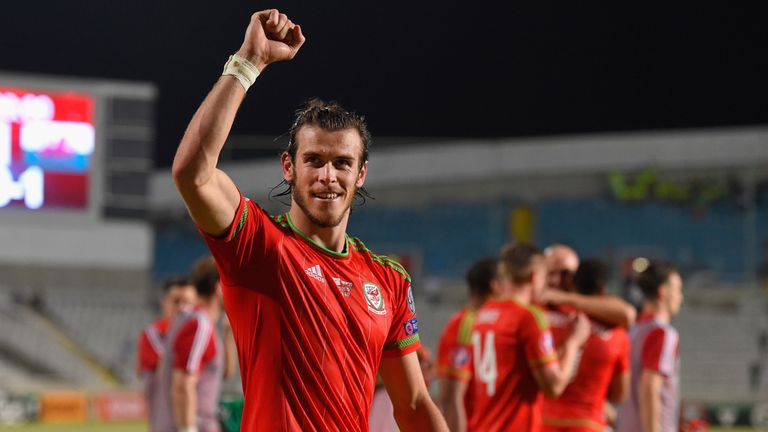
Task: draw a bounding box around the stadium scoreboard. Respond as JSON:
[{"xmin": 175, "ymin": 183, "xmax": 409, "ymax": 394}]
[{"xmin": 0, "ymin": 73, "xmax": 156, "ymax": 221}]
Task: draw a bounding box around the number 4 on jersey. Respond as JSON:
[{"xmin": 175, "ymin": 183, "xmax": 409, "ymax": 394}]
[{"xmin": 472, "ymin": 330, "xmax": 498, "ymax": 396}]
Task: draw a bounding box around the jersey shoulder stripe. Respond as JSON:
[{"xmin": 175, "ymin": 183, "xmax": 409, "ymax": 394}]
[
  {"xmin": 525, "ymin": 303, "xmax": 549, "ymax": 331},
  {"xmin": 457, "ymin": 309, "xmax": 476, "ymax": 345},
  {"xmin": 228, "ymin": 197, "xmax": 251, "ymax": 241},
  {"xmin": 349, "ymin": 236, "xmax": 412, "ymax": 283},
  {"xmin": 271, "ymin": 212, "xmax": 290, "ymax": 230}
]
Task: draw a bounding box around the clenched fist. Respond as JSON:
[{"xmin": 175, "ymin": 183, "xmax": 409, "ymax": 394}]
[{"xmin": 236, "ymin": 9, "xmax": 306, "ymax": 72}]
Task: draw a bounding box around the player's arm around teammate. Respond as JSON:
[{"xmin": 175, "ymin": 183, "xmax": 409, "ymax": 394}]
[
  {"xmin": 542, "ymin": 289, "xmax": 637, "ymax": 328},
  {"xmin": 172, "ymin": 10, "xmax": 305, "ymax": 234},
  {"xmin": 532, "ymin": 312, "xmax": 591, "ymax": 398},
  {"xmin": 380, "ymin": 354, "xmax": 449, "ymax": 431}
]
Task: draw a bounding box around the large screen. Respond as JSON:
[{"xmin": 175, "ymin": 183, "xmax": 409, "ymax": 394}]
[{"xmin": 0, "ymin": 87, "xmax": 95, "ymax": 211}]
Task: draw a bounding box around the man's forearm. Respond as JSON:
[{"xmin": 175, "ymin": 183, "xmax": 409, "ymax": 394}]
[
  {"xmin": 438, "ymin": 379, "xmax": 467, "ymax": 432},
  {"xmin": 639, "ymin": 372, "xmax": 662, "ymax": 432},
  {"xmin": 172, "ymin": 76, "xmax": 246, "ymax": 188},
  {"xmin": 394, "ymin": 394, "xmax": 449, "ymax": 432},
  {"xmin": 172, "ymin": 374, "xmax": 198, "ymax": 428},
  {"xmin": 558, "ymin": 340, "xmax": 579, "ymax": 393},
  {"xmin": 566, "ymin": 294, "xmax": 636, "ymax": 327}
]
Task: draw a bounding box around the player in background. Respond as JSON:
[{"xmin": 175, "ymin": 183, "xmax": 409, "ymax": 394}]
[
  {"xmin": 157, "ymin": 257, "xmax": 225, "ymax": 432},
  {"xmin": 467, "ymin": 243, "xmax": 590, "ymax": 432},
  {"xmin": 137, "ymin": 276, "xmax": 196, "ymax": 432},
  {"xmin": 369, "ymin": 346, "xmax": 435, "ymax": 432},
  {"xmin": 542, "ymin": 244, "xmax": 636, "ymax": 328},
  {"xmin": 618, "ymin": 262, "xmax": 684, "ymax": 432},
  {"xmin": 542, "ymin": 259, "xmax": 631, "ymax": 432},
  {"xmin": 171, "ymin": 9, "xmax": 447, "ymax": 431},
  {"xmin": 437, "ymin": 257, "xmax": 497, "ymax": 432}
]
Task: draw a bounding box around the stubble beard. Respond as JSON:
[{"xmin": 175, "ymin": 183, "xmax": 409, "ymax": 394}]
[{"xmin": 291, "ymin": 180, "xmax": 356, "ymax": 229}]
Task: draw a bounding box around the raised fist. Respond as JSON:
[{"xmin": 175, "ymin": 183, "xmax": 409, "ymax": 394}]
[{"xmin": 236, "ymin": 9, "xmax": 306, "ymax": 71}]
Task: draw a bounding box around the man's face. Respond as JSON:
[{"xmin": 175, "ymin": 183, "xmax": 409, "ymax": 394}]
[
  {"xmin": 282, "ymin": 125, "xmax": 367, "ymax": 229},
  {"xmin": 664, "ymin": 272, "xmax": 684, "ymax": 317},
  {"xmin": 165, "ymin": 284, "xmax": 197, "ymax": 318},
  {"xmin": 545, "ymin": 251, "xmax": 579, "ymax": 291},
  {"xmin": 531, "ymin": 260, "xmax": 549, "ymax": 302}
]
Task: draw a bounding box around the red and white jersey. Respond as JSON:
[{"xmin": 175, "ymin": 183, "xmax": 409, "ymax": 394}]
[
  {"xmin": 137, "ymin": 318, "xmax": 170, "ymax": 432},
  {"xmin": 436, "ymin": 308, "xmax": 476, "ymax": 418},
  {"xmin": 138, "ymin": 318, "xmax": 170, "ymax": 373},
  {"xmin": 618, "ymin": 313, "xmax": 680, "ymax": 432},
  {"xmin": 156, "ymin": 308, "xmax": 222, "ymax": 432},
  {"xmin": 467, "ymin": 299, "xmax": 557, "ymax": 432},
  {"xmin": 543, "ymin": 307, "xmax": 630, "ymax": 431},
  {"xmin": 201, "ymin": 196, "xmax": 421, "ymax": 431}
]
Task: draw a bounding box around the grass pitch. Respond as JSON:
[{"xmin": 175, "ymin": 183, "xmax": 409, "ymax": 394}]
[{"xmin": 0, "ymin": 422, "xmax": 146, "ymax": 431}]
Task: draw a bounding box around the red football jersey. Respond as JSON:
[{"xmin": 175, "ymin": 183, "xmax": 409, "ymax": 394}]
[
  {"xmin": 437, "ymin": 308, "xmax": 476, "ymax": 419},
  {"xmin": 543, "ymin": 307, "xmax": 630, "ymax": 431},
  {"xmin": 173, "ymin": 310, "xmax": 217, "ymax": 374},
  {"xmin": 201, "ymin": 197, "xmax": 420, "ymax": 431},
  {"xmin": 137, "ymin": 318, "xmax": 170, "ymax": 372},
  {"xmin": 437, "ymin": 308, "xmax": 474, "ymax": 381},
  {"xmin": 467, "ymin": 299, "xmax": 557, "ymax": 432}
]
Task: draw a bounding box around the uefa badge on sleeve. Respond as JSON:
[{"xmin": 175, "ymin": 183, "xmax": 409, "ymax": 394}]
[{"xmin": 407, "ymin": 285, "xmax": 416, "ymax": 314}]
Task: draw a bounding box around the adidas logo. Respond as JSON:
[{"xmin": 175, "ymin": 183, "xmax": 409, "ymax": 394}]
[{"xmin": 305, "ymin": 265, "xmax": 325, "ymax": 283}]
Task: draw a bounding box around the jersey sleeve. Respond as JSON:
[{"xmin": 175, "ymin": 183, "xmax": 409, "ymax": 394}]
[
  {"xmin": 642, "ymin": 327, "xmax": 678, "ymax": 376},
  {"xmin": 615, "ymin": 328, "xmax": 631, "ymax": 373},
  {"xmin": 198, "ymin": 195, "xmax": 278, "ymax": 290},
  {"xmin": 382, "ymin": 282, "xmax": 421, "ymax": 358},
  {"xmin": 173, "ymin": 316, "xmax": 216, "ymax": 374},
  {"xmin": 137, "ymin": 327, "xmax": 161, "ymax": 372},
  {"xmin": 523, "ymin": 306, "xmax": 558, "ymax": 369},
  {"xmin": 437, "ymin": 313, "xmax": 473, "ymax": 381}
]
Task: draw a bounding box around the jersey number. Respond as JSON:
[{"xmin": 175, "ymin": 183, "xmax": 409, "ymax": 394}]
[{"xmin": 472, "ymin": 330, "xmax": 498, "ymax": 396}]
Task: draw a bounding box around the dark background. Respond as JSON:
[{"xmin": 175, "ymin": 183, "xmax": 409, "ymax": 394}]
[{"xmin": 2, "ymin": 1, "xmax": 767, "ymax": 167}]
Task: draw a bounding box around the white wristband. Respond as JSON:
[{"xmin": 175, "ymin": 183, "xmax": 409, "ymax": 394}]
[
  {"xmin": 222, "ymin": 54, "xmax": 260, "ymax": 91},
  {"xmin": 177, "ymin": 426, "xmax": 198, "ymax": 432}
]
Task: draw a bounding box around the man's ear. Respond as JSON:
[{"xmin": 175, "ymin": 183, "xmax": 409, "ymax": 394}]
[
  {"xmin": 657, "ymin": 283, "xmax": 669, "ymax": 302},
  {"xmin": 281, "ymin": 152, "xmax": 294, "ymax": 182},
  {"xmin": 356, "ymin": 160, "xmax": 368, "ymax": 188}
]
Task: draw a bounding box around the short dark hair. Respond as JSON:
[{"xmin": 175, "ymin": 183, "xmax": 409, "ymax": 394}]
[
  {"xmin": 574, "ymin": 258, "xmax": 609, "ymax": 296},
  {"xmin": 190, "ymin": 256, "xmax": 219, "ymax": 299},
  {"xmin": 287, "ymin": 98, "xmax": 371, "ymax": 167},
  {"xmin": 271, "ymin": 98, "xmax": 373, "ymax": 206},
  {"xmin": 637, "ymin": 261, "xmax": 678, "ymax": 301},
  {"xmin": 466, "ymin": 258, "xmax": 497, "ymax": 298},
  {"xmin": 162, "ymin": 275, "xmax": 191, "ymax": 294},
  {"xmin": 499, "ymin": 243, "xmax": 543, "ymax": 284}
]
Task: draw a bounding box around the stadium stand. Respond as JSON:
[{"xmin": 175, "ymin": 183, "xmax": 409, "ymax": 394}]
[{"xmin": 0, "ymin": 288, "xmax": 104, "ymax": 389}]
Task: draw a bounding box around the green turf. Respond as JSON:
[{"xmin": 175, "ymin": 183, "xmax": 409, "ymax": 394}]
[{"xmin": 0, "ymin": 422, "xmax": 146, "ymax": 431}]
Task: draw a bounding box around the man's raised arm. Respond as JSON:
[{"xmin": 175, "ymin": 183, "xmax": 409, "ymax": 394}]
[{"xmin": 172, "ymin": 10, "xmax": 305, "ymax": 235}]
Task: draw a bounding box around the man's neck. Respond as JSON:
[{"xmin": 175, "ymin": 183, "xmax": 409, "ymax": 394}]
[
  {"xmin": 466, "ymin": 295, "xmax": 488, "ymax": 311},
  {"xmin": 288, "ymin": 206, "xmax": 349, "ymax": 254},
  {"xmin": 496, "ymin": 285, "xmax": 532, "ymax": 306},
  {"xmin": 641, "ymin": 301, "xmax": 670, "ymax": 324},
  {"xmin": 198, "ymin": 299, "xmax": 220, "ymax": 323}
]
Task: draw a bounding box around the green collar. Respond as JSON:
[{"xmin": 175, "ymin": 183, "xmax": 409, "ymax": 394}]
[{"xmin": 285, "ymin": 213, "xmax": 349, "ymax": 258}]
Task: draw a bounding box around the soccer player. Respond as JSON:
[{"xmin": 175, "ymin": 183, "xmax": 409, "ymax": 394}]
[
  {"xmin": 618, "ymin": 261, "xmax": 684, "ymax": 432},
  {"xmin": 542, "ymin": 259, "xmax": 631, "ymax": 432},
  {"xmin": 137, "ymin": 276, "xmax": 196, "ymax": 432},
  {"xmin": 542, "ymin": 244, "xmax": 636, "ymax": 328},
  {"xmin": 437, "ymin": 257, "xmax": 496, "ymax": 432},
  {"xmin": 467, "ymin": 243, "xmax": 590, "ymax": 432},
  {"xmin": 157, "ymin": 257, "xmax": 225, "ymax": 432},
  {"xmin": 171, "ymin": 9, "xmax": 447, "ymax": 431}
]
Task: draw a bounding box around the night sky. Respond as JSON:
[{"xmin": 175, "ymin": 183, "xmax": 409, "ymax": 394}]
[{"xmin": 2, "ymin": 1, "xmax": 767, "ymax": 167}]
